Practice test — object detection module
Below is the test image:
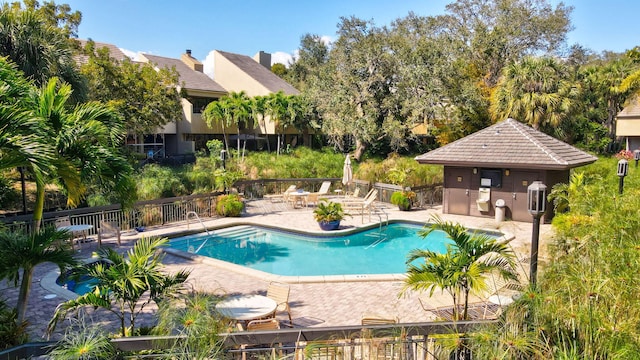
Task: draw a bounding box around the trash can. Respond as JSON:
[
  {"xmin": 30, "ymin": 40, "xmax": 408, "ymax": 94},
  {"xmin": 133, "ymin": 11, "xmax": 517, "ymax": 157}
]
[{"xmin": 495, "ymin": 199, "xmax": 506, "ymax": 223}]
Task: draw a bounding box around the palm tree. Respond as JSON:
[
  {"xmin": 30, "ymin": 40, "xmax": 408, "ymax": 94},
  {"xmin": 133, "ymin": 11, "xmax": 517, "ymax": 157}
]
[
  {"xmin": 49, "ymin": 237, "xmax": 190, "ymax": 337},
  {"xmin": 0, "ymin": 4, "xmax": 87, "ymax": 102},
  {"xmin": 490, "ymin": 56, "xmax": 578, "ymax": 136},
  {"xmin": 203, "ymin": 99, "xmax": 230, "ymax": 155},
  {"xmin": 224, "ymin": 91, "xmax": 251, "ymax": 158},
  {"xmin": 0, "ymin": 226, "xmax": 77, "ymax": 324},
  {"xmin": 30, "ymin": 77, "xmax": 135, "ymax": 230},
  {"xmin": 250, "ymin": 95, "xmax": 270, "ymax": 151},
  {"xmin": 265, "ymin": 91, "xmax": 291, "ymax": 155},
  {"xmin": 402, "ymin": 215, "xmax": 517, "ymax": 320}
]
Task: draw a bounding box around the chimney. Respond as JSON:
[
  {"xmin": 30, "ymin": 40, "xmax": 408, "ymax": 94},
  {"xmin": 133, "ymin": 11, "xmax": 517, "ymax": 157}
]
[
  {"xmin": 181, "ymin": 49, "xmax": 203, "ymax": 72},
  {"xmin": 253, "ymin": 51, "xmax": 271, "ymax": 69}
]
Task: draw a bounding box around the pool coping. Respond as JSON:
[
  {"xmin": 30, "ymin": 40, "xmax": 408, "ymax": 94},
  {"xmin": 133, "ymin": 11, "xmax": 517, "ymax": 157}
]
[
  {"xmin": 41, "ymin": 220, "xmax": 515, "ymax": 295},
  {"xmin": 162, "ymin": 220, "xmax": 515, "ymax": 284}
]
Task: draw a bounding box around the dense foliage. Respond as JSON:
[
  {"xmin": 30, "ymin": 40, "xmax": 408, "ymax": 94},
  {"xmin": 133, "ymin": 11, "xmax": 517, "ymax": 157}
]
[{"xmin": 470, "ymin": 157, "xmax": 640, "ymax": 358}]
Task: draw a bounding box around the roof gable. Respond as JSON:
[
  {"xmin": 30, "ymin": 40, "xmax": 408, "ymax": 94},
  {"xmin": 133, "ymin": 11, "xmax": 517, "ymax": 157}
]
[
  {"xmin": 141, "ymin": 54, "xmax": 226, "ymax": 93},
  {"xmin": 617, "ymin": 98, "xmax": 640, "ymax": 118},
  {"xmin": 415, "ymin": 118, "xmax": 598, "ymax": 170},
  {"xmin": 216, "ymin": 50, "xmax": 299, "ymax": 95},
  {"xmin": 75, "ymin": 39, "xmax": 130, "ymax": 65}
]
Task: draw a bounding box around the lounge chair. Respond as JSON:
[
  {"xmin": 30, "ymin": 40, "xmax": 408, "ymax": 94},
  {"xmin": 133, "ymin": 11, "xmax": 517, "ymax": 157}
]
[
  {"xmin": 306, "ymin": 181, "xmax": 332, "ymax": 207},
  {"xmin": 266, "ymin": 282, "xmax": 292, "ymax": 322},
  {"xmin": 342, "ymin": 190, "xmax": 378, "ymax": 222},
  {"xmin": 264, "ymin": 185, "xmax": 296, "ymax": 203},
  {"xmin": 419, "ymin": 297, "xmax": 500, "ymax": 321},
  {"xmin": 361, "ymin": 313, "xmax": 398, "ymax": 325}
]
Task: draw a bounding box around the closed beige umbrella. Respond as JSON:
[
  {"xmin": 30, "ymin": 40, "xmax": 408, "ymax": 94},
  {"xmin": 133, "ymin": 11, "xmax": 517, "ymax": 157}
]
[{"xmin": 342, "ymin": 154, "xmax": 353, "ymax": 187}]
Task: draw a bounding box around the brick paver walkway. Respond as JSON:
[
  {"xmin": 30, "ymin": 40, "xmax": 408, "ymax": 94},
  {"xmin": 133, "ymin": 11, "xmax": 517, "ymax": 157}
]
[{"xmin": 0, "ymin": 199, "xmax": 554, "ymax": 341}]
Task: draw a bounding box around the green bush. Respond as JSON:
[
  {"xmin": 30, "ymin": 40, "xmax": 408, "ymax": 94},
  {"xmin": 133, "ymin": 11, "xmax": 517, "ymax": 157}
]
[
  {"xmin": 0, "ymin": 175, "xmax": 19, "ymax": 209},
  {"xmin": 0, "ymin": 298, "xmax": 28, "ymax": 349},
  {"xmin": 135, "ymin": 164, "xmax": 189, "ymax": 200},
  {"xmin": 215, "ymin": 194, "xmax": 244, "ymax": 217}
]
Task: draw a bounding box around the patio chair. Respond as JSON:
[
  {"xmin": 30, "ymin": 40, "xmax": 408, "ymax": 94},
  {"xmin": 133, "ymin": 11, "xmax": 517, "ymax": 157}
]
[
  {"xmin": 98, "ymin": 220, "xmax": 121, "ymax": 247},
  {"xmin": 342, "ymin": 191, "xmax": 378, "ymax": 222},
  {"xmin": 266, "ymin": 281, "xmax": 292, "ymax": 322},
  {"xmin": 247, "ymin": 318, "xmax": 280, "ymax": 331},
  {"xmin": 264, "ymin": 185, "xmax": 296, "ymax": 203},
  {"xmin": 306, "ymin": 181, "xmax": 332, "ymax": 207},
  {"xmin": 361, "ymin": 313, "xmax": 398, "ymax": 325}
]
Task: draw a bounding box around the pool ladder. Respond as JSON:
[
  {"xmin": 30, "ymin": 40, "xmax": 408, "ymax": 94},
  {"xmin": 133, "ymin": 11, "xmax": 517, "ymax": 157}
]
[
  {"xmin": 365, "ymin": 209, "xmax": 389, "ymax": 249},
  {"xmin": 186, "ymin": 211, "xmax": 211, "ymax": 253}
]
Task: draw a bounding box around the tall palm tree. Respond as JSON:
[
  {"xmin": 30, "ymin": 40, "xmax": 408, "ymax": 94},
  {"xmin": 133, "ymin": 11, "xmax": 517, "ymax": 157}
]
[
  {"xmin": 30, "ymin": 77, "xmax": 135, "ymax": 230},
  {"xmin": 0, "ymin": 5, "xmax": 87, "ymax": 102},
  {"xmin": 402, "ymin": 215, "xmax": 517, "ymax": 320},
  {"xmin": 266, "ymin": 91, "xmax": 291, "ymax": 155},
  {"xmin": 250, "ymin": 95, "xmax": 270, "ymax": 151},
  {"xmin": 490, "ymin": 56, "xmax": 578, "ymax": 136},
  {"xmin": 0, "ymin": 226, "xmax": 77, "ymax": 324},
  {"xmin": 203, "ymin": 99, "xmax": 230, "ymax": 155},
  {"xmin": 49, "ymin": 237, "xmax": 190, "ymax": 337},
  {"xmin": 224, "ymin": 91, "xmax": 251, "ymax": 158}
]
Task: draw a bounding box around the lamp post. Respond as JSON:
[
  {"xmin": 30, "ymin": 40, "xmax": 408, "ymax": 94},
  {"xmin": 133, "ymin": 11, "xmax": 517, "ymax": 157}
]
[
  {"xmin": 617, "ymin": 159, "xmax": 629, "ymax": 195},
  {"xmin": 527, "ymin": 181, "xmax": 547, "ymax": 286},
  {"xmin": 634, "ymin": 150, "xmax": 640, "ymax": 168},
  {"xmin": 220, "ymin": 149, "xmax": 227, "ymax": 170}
]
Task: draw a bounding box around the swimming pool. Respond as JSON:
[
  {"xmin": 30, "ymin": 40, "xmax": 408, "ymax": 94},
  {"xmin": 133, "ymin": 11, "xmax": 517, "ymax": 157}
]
[{"xmin": 168, "ymin": 222, "xmax": 504, "ymax": 277}]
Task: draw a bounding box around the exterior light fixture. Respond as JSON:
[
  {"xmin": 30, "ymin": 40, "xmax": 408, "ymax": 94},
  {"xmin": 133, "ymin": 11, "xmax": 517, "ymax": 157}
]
[
  {"xmin": 473, "ymin": 168, "xmax": 478, "ymax": 174},
  {"xmin": 634, "ymin": 150, "xmax": 640, "ymax": 168},
  {"xmin": 617, "ymin": 159, "xmax": 629, "ymax": 194},
  {"xmin": 527, "ymin": 181, "xmax": 547, "ymax": 286}
]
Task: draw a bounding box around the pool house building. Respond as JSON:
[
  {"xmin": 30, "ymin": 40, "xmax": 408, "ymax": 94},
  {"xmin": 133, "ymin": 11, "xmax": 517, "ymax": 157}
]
[{"xmin": 415, "ymin": 118, "xmax": 598, "ymax": 222}]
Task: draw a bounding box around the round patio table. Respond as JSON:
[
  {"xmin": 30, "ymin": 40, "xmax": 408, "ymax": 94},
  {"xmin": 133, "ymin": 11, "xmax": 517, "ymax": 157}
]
[{"xmin": 215, "ymin": 294, "xmax": 277, "ymax": 321}]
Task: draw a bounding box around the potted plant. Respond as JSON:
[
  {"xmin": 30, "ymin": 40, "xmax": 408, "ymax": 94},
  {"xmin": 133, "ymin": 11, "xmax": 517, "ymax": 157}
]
[
  {"xmin": 313, "ymin": 200, "xmax": 348, "ymax": 230},
  {"xmin": 390, "ymin": 190, "xmax": 416, "ymax": 211}
]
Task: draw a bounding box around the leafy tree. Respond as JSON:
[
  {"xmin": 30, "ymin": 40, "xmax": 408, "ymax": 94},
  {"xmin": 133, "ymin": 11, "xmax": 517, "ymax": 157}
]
[
  {"xmin": 271, "ymin": 63, "xmax": 287, "ymax": 77},
  {"xmin": 49, "ymin": 237, "xmax": 190, "ymax": 337},
  {"xmin": 80, "ymin": 40, "xmax": 184, "ymax": 135},
  {"xmin": 250, "ymin": 95, "xmax": 270, "ymax": 151},
  {"xmin": 401, "ymin": 215, "xmax": 516, "ymax": 320},
  {"xmin": 0, "ymin": 2, "xmax": 87, "ymax": 102},
  {"xmin": 286, "ymin": 33, "xmax": 329, "ymax": 91},
  {"xmin": 308, "ymin": 17, "xmax": 399, "ymax": 160},
  {"xmin": 29, "ymin": 78, "xmax": 136, "ymax": 229},
  {"xmin": 490, "ymin": 56, "xmax": 579, "ymax": 138},
  {"xmin": 0, "ymin": 226, "xmax": 77, "ymax": 324},
  {"xmin": 203, "ymin": 99, "xmax": 230, "ymax": 154}
]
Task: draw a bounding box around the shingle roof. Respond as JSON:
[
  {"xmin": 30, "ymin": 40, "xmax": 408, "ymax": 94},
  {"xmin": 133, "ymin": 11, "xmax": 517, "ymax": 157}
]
[
  {"xmin": 75, "ymin": 39, "xmax": 130, "ymax": 65},
  {"xmin": 617, "ymin": 98, "xmax": 640, "ymax": 118},
  {"xmin": 415, "ymin": 118, "xmax": 598, "ymax": 170},
  {"xmin": 141, "ymin": 54, "xmax": 226, "ymax": 93},
  {"xmin": 216, "ymin": 50, "xmax": 299, "ymax": 95}
]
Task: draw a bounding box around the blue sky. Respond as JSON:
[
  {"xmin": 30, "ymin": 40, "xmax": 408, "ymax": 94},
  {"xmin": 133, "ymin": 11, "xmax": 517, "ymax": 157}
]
[{"xmin": 61, "ymin": 0, "xmax": 638, "ymax": 68}]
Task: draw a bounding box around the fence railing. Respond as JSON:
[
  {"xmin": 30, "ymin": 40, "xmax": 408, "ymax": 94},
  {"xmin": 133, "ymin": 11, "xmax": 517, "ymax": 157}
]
[{"xmin": 0, "ymin": 193, "xmax": 222, "ymax": 235}]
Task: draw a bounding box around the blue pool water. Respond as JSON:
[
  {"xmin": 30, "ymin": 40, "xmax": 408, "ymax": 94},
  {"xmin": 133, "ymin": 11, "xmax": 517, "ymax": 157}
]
[
  {"xmin": 56, "ymin": 274, "xmax": 98, "ymax": 295},
  {"xmin": 169, "ymin": 223, "xmax": 502, "ymax": 277}
]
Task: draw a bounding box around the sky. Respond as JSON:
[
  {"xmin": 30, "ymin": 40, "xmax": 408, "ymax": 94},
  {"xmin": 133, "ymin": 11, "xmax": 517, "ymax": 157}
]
[{"xmin": 56, "ymin": 0, "xmax": 640, "ymax": 76}]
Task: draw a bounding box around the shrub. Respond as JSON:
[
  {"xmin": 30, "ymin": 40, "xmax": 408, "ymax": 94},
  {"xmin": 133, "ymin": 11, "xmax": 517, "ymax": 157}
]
[
  {"xmin": 0, "ymin": 298, "xmax": 28, "ymax": 349},
  {"xmin": 215, "ymin": 194, "xmax": 244, "ymax": 217}
]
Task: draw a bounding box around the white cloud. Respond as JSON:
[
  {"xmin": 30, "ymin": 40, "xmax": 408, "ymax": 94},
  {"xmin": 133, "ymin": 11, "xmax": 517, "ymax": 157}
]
[
  {"xmin": 119, "ymin": 48, "xmax": 138, "ymax": 60},
  {"xmin": 320, "ymin": 35, "xmax": 333, "ymax": 46},
  {"xmin": 271, "ymin": 51, "xmax": 294, "ymax": 67},
  {"xmin": 203, "ymin": 50, "xmax": 216, "ymax": 79}
]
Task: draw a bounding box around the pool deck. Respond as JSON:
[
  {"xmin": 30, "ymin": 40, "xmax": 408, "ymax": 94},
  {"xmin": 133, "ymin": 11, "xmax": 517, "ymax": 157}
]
[{"xmin": 1, "ymin": 198, "xmax": 555, "ymax": 341}]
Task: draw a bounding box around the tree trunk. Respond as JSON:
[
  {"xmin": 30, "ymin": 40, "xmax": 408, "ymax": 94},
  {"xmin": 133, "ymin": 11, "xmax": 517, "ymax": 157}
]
[
  {"xmin": 353, "ymin": 139, "xmax": 367, "ymax": 161},
  {"xmin": 16, "ymin": 268, "xmax": 33, "ymax": 324},
  {"xmin": 32, "ymin": 177, "xmax": 45, "ymax": 231}
]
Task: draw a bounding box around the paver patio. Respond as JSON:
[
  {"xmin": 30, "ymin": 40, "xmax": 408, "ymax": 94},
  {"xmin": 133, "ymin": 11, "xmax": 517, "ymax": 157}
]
[{"xmin": 0, "ymin": 198, "xmax": 554, "ymax": 341}]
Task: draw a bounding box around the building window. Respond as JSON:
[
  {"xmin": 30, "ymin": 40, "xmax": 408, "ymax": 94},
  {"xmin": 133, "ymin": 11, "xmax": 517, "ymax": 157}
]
[
  {"xmin": 480, "ymin": 169, "xmax": 502, "ymax": 188},
  {"xmin": 188, "ymin": 96, "xmax": 217, "ymax": 113}
]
